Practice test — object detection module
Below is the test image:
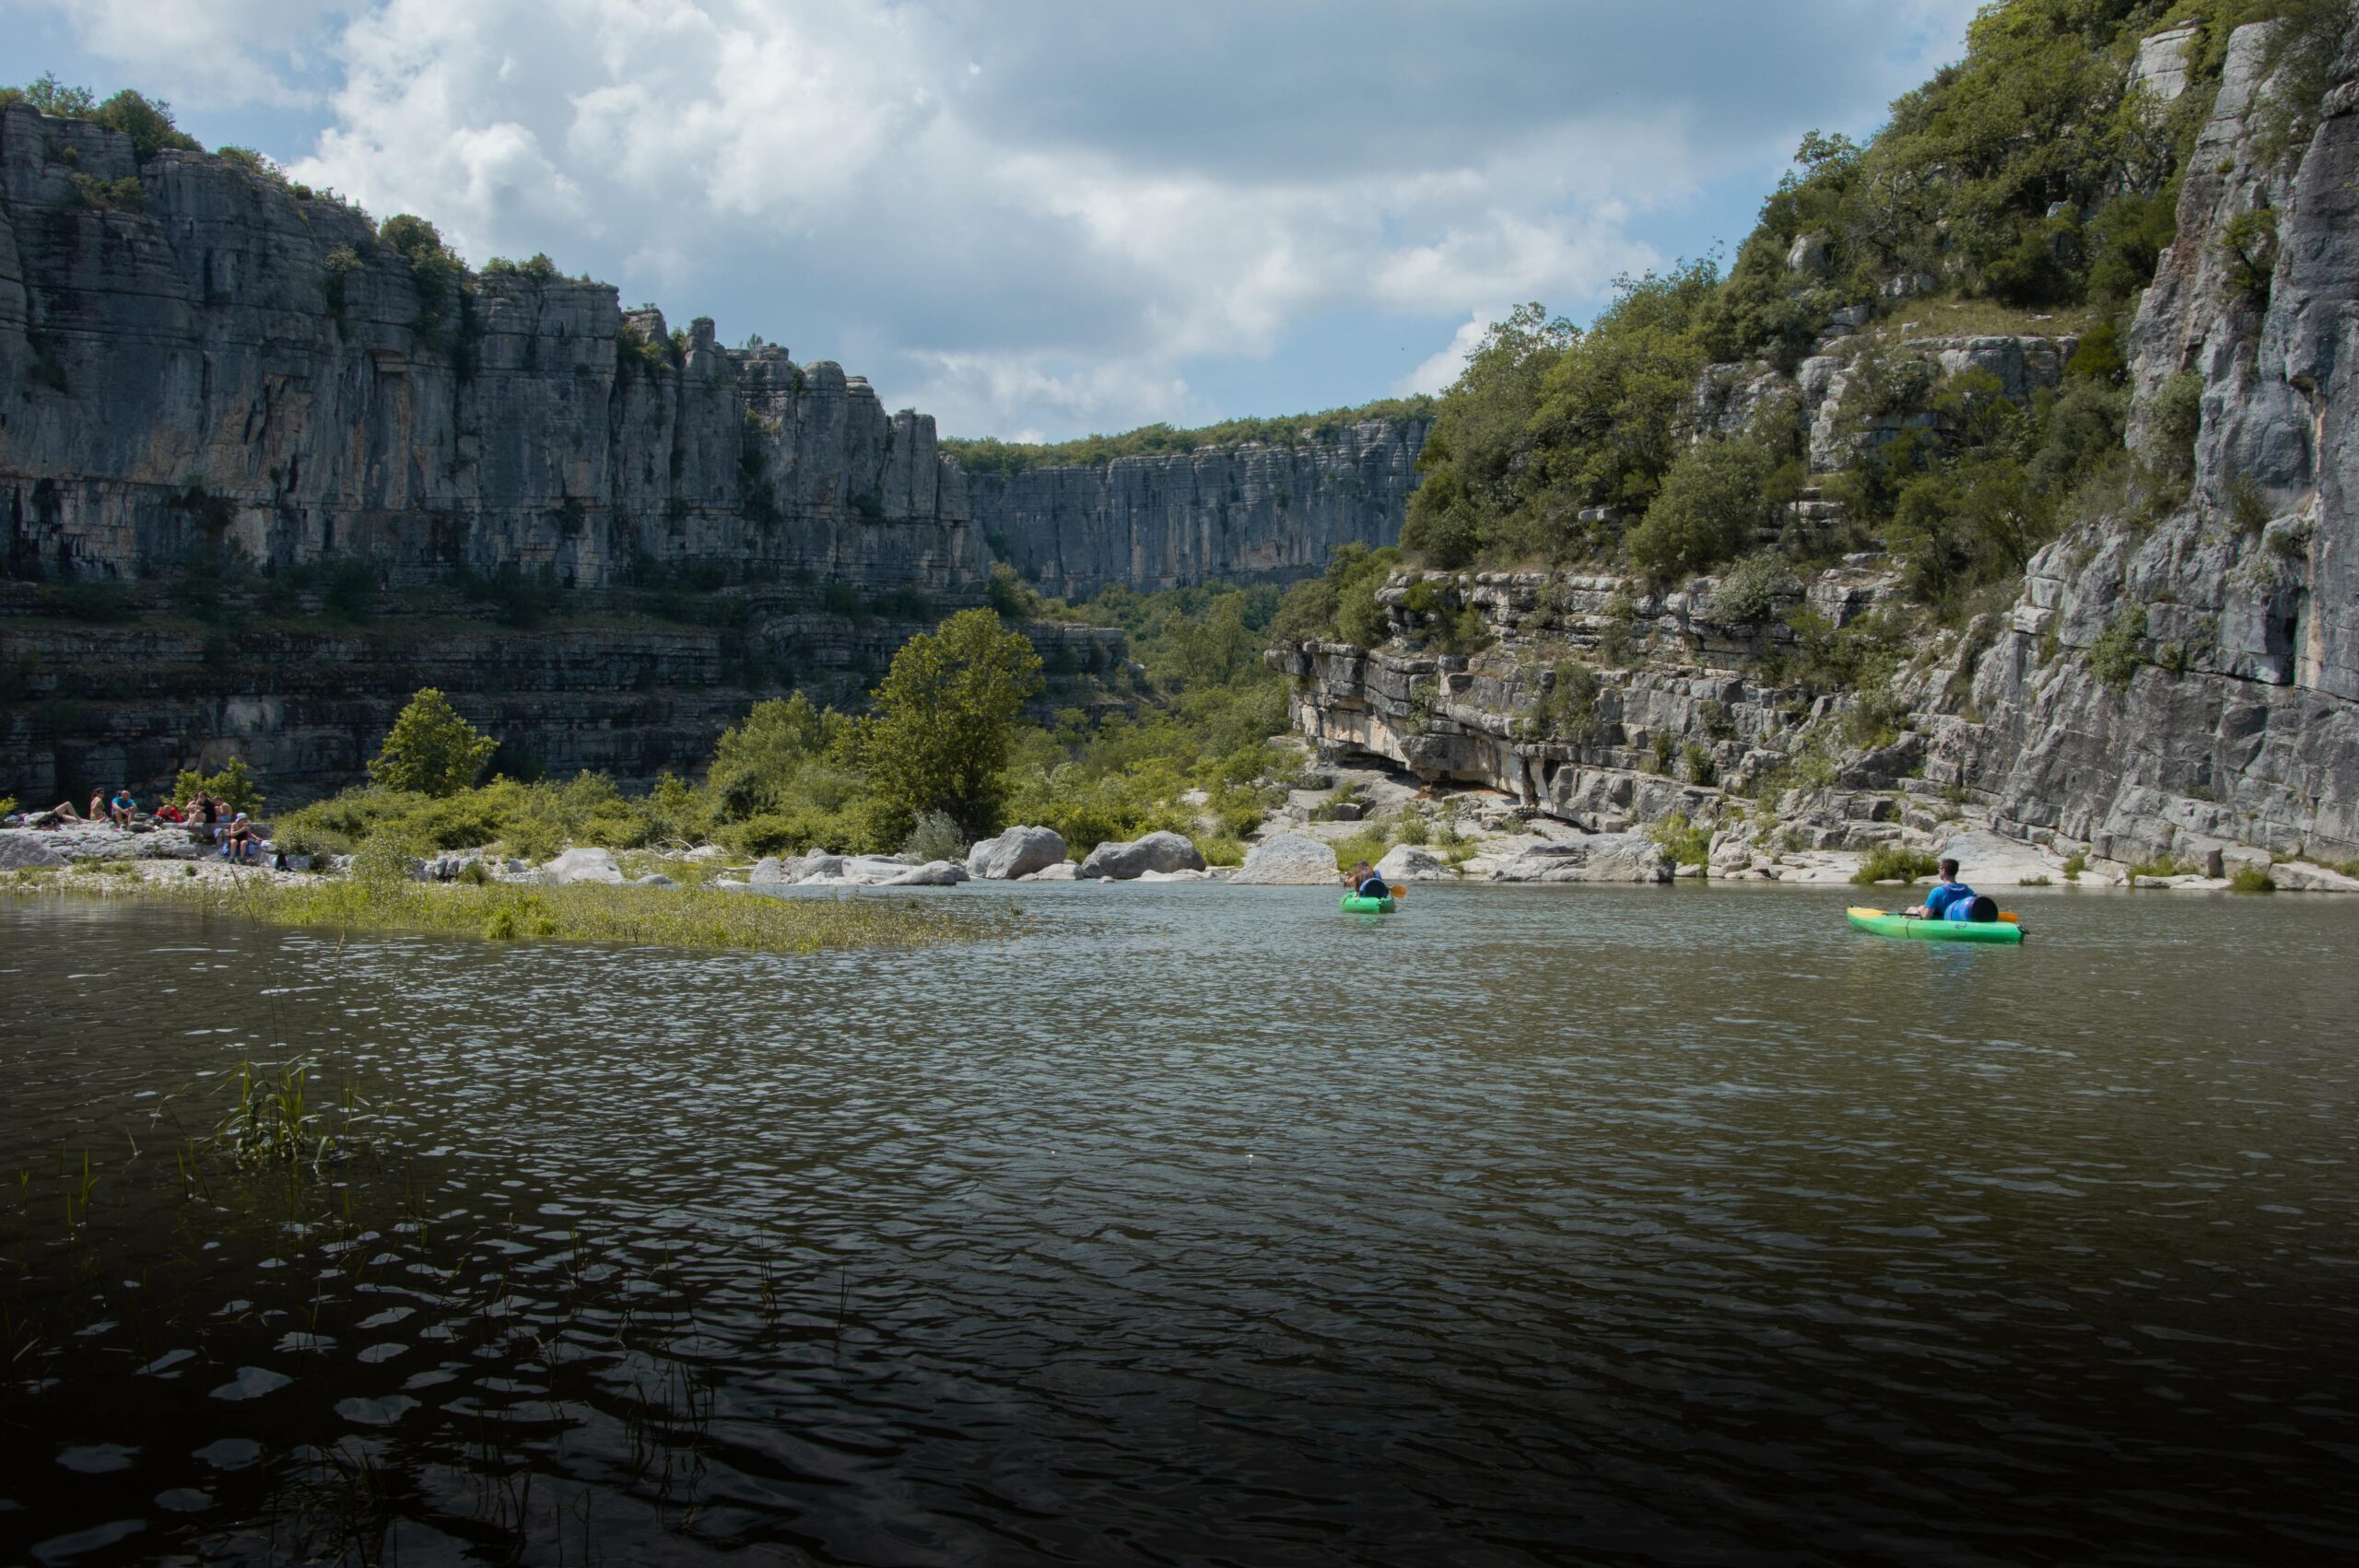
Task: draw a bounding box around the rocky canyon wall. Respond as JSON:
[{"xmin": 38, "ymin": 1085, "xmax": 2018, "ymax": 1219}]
[
  {"xmin": 966, "ymin": 417, "xmax": 1428, "ymax": 598},
  {"xmin": 0, "ymin": 104, "xmax": 975, "ymax": 593},
  {"xmin": 1274, "ymin": 19, "xmax": 2359, "ymax": 874}
]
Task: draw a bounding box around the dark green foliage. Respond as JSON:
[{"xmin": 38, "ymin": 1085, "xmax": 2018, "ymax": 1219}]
[
  {"xmin": 378, "ymin": 214, "xmax": 464, "ymax": 339},
  {"xmin": 320, "ymin": 558, "xmax": 377, "ymax": 623},
  {"xmin": 321, "ymin": 245, "xmax": 360, "ymax": 327},
  {"xmin": 941, "ymin": 395, "xmax": 1434, "ymax": 479},
  {"xmin": 2147, "ymin": 369, "xmax": 2204, "ymax": 479},
  {"xmin": 5, "ymin": 77, "xmax": 200, "ymax": 159},
  {"xmin": 985, "ymin": 561, "xmax": 1049, "ymax": 619},
  {"xmin": 368, "ymin": 688, "xmax": 499, "ymax": 796},
  {"xmin": 2222, "ymin": 206, "xmax": 2280, "ymax": 307},
  {"xmin": 481, "ymin": 253, "xmax": 561, "ymax": 284},
  {"xmin": 1532, "ymin": 660, "xmax": 1602, "ymax": 742},
  {"xmin": 1627, "ymin": 435, "xmax": 1786, "ymax": 581},
  {"xmin": 1400, "ymin": 303, "xmax": 1574, "ymax": 565},
  {"xmin": 1271, "ymin": 543, "xmax": 1402, "ymax": 649},
  {"xmin": 1854, "ymin": 844, "xmax": 1941, "ymax": 884},
  {"xmin": 2088, "ymin": 603, "xmax": 2148, "ymax": 692},
  {"xmin": 854, "ymin": 608, "xmax": 1045, "ymax": 838},
  {"xmin": 66, "ymin": 173, "xmax": 144, "ymax": 212},
  {"xmin": 1705, "ymin": 551, "xmax": 1802, "ymax": 623}
]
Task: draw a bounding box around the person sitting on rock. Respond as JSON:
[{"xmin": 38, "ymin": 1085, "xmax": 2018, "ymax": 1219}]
[
  {"xmin": 153, "ymin": 798, "xmax": 186, "ymax": 825},
  {"xmin": 88, "ymin": 790, "xmax": 106, "ymax": 822},
  {"xmin": 222, "ymin": 813, "xmax": 261, "ymax": 863},
  {"xmin": 1908, "ymin": 858, "xmax": 1977, "ymax": 919},
  {"xmin": 1342, "ymin": 859, "xmax": 1391, "ymax": 900},
  {"xmin": 108, "ymin": 788, "xmax": 137, "ymax": 826}
]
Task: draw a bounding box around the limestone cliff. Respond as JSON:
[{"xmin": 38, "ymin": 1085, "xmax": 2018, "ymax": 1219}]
[
  {"xmin": 0, "ymin": 102, "xmax": 1149, "ymax": 801},
  {"xmin": 967, "ymin": 417, "xmax": 1428, "ymax": 597},
  {"xmin": 1273, "ymin": 18, "xmax": 2359, "ymax": 877},
  {"xmin": 1945, "ymin": 19, "xmax": 2359, "ymax": 860},
  {"xmin": 0, "ymin": 104, "xmax": 974, "ymax": 592}
]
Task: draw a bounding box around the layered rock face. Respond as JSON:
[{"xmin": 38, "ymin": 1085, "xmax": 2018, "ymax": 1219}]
[
  {"xmin": 1275, "ymin": 21, "xmax": 2359, "ymax": 872},
  {"xmin": 0, "ymin": 105, "xmax": 976, "ymax": 591},
  {"xmin": 968, "ymin": 417, "xmax": 1428, "ymax": 597},
  {"xmin": 0, "ymin": 106, "xmax": 1163, "ymax": 799},
  {"xmin": 1945, "ymin": 19, "xmax": 2359, "ymax": 860}
]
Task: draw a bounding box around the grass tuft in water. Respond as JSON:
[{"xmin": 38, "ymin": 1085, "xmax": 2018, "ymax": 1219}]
[{"xmin": 200, "ymin": 872, "xmax": 1015, "ymax": 954}]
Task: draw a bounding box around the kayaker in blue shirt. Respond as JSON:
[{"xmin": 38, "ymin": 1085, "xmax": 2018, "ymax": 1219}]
[
  {"xmin": 1909, "ymin": 858, "xmax": 1974, "ymax": 919},
  {"xmin": 1342, "ymin": 859, "xmax": 1390, "ymax": 900}
]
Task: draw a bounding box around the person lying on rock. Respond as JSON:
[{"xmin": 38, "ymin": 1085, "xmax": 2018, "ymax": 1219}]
[
  {"xmin": 37, "ymin": 801, "xmax": 88, "ymax": 825},
  {"xmin": 1342, "ymin": 859, "xmax": 1391, "ymax": 900},
  {"xmin": 108, "ymin": 788, "xmax": 137, "ymax": 826},
  {"xmin": 1907, "ymin": 858, "xmax": 1999, "ymax": 922}
]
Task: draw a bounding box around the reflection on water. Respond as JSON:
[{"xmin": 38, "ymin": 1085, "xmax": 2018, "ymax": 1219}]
[{"xmin": 3, "ymin": 884, "xmax": 2358, "ymax": 1565}]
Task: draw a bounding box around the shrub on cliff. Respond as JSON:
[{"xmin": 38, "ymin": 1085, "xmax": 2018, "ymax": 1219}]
[
  {"xmin": 1626, "ymin": 437, "xmax": 1784, "ymax": 582},
  {"xmin": 1271, "ymin": 544, "xmax": 1400, "ymax": 649},
  {"xmin": 0, "ymin": 76, "xmax": 198, "ymax": 159},
  {"xmin": 369, "ymin": 688, "xmax": 499, "ymax": 797},
  {"xmin": 854, "ymin": 608, "xmax": 1044, "ymax": 840},
  {"xmin": 2088, "ymin": 605, "xmax": 2148, "ymax": 694}
]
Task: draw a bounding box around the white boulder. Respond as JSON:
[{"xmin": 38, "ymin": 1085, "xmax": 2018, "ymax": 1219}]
[
  {"xmin": 1230, "ymin": 832, "xmax": 1339, "ymax": 885},
  {"xmin": 542, "ymin": 848, "xmax": 624, "ymax": 885},
  {"xmin": 1376, "ymin": 843, "xmax": 1451, "ymax": 883},
  {"xmin": 967, "ymin": 825, "xmax": 1067, "ymax": 881},
  {"xmin": 0, "ymin": 833, "xmax": 67, "ymax": 871},
  {"xmin": 1079, "ymin": 831, "xmax": 1205, "ymax": 881},
  {"xmin": 883, "ymin": 860, "xmax": 970, "ymax": 886},
  {"xmin": 1488, "ymin": 832, "xmax": 1673, "ymax": 884},
  {"xmin": 1021, "ymin": 862, "xmax": 1082, "ymax": 881}
]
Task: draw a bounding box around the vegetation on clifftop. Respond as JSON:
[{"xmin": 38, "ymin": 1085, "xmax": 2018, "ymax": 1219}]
[
  {"xmin": 942, "ymin": 397, "xmax": 1435, "ymax": 479},
  {"xmin": 1390, "ymin": 0, "xmax": 2353, "ymax": 615}
]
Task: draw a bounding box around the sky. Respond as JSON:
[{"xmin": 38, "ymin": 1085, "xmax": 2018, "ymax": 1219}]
[{"xmin": 8, "ymin": 0, "xmax": 1980, "ymax": 442}]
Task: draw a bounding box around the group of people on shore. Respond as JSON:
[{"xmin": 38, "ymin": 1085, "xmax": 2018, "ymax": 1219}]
[{"xmin": 22, "ymin": 787, "xmax": 264, "ymax": 861}]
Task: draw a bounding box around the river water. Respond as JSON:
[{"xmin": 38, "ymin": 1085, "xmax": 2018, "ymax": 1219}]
[{"xmin": 2, "ymin": 883, "xmax": 2355, "ymax": 1566}]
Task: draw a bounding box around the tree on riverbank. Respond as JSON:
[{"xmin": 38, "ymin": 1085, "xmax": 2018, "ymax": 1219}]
[
  {"xmin": 856, "ymin": 608, "xmax": 1043, "ymax": 839},
  {"xmin": 368, "ymin": 687, "xmax": 498, "ymax": 797}
]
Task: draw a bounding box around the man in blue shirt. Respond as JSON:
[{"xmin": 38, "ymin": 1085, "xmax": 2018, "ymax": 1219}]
[{"xmin": 1909, "ymin": 858, "xmax": 1974, "ymax": 919}]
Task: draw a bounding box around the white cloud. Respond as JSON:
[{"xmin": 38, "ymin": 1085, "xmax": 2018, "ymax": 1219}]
[
  {"xmin": 25, "ymin": 0, "xmax": 1985, "ymax": 439},
  {"xmin": 1399, "ymin": 314, "xmax": 1496, "ymax": 399},
  {"xmin": 34, "ymin": 0, "xmax": 354, "ymax": 108}
]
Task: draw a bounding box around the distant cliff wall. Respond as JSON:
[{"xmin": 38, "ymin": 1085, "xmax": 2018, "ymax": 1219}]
[
  {"xmin": 0, "ymin": 103, "xmax": 977, "ymax": 596},
  {"xmin": 967, "ymin": 417, "xmax": 1428, "ymax": 597}
]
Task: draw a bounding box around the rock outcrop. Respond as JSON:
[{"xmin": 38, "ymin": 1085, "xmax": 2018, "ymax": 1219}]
[
  {"xmin": 1274, "ymin": 20, "xmax": 2359, "ymax": 880},
  {"xmin": 1078, "ymin": 830, "xmax": 1205, "ymax": 880},
  {"xmin": 1230, "ymin": 831, "xmax": 1339, "ymax": 884},
  {"xmin": 1488, "ymin": 834, "xmax": 1672, "ymax": 884},
  {"xmin": 966, "ymin": 824, "xmax": 1067, "ymax": 880},
  {"xmin": 968, "ymin": 418, "xmax": 1428, "ymax": 597},
  {"xmin": 1945, "ymin": 19, "xmax": 2359, "ymax": 863},
  {"xmin": 0, "ymin": 105, "xmax": 974, "ymax": 593}
]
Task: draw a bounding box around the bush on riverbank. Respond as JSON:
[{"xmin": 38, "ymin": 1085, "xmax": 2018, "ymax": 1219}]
[{"xmin": 266, "ymin": 585, "xmax": 1302, "ymax": 867}]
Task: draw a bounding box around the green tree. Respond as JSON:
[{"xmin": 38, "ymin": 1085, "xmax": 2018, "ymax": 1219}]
[
  {"xmin": 368, "ymin": 687, "xmax": 498, "ymax": 796},
  {"xmin": 856, "ymin": 608, "xmax": 1044, "ymax": 837},
  {"xmin": 1625, "ymin": 436, "xmax": 1782, "ymax": 581},
  {"xmin": 171, "ymin": 756, "xmax": 265, "ymax": 814},
  {"xmin": 706, "ymin": 693, "xmax": 839, "ymax": 819}
]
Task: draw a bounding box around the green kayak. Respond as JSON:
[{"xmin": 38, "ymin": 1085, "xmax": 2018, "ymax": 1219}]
[
  {"xmin": 1847, "ymin": 906, "xmax": 2024, "ymax": 943},
  {"xmin": 1341, "ymin": 894, "xmax": 1398, "ymax": 914}
]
